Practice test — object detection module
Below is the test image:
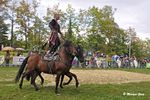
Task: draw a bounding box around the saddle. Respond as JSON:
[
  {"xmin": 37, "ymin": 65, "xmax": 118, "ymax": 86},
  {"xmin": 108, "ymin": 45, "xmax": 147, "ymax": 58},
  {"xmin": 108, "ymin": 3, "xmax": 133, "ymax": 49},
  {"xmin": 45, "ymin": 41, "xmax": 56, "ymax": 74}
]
[{"xmin": 43, "ymin": 51, "xmax": 59, "ymax": 61}]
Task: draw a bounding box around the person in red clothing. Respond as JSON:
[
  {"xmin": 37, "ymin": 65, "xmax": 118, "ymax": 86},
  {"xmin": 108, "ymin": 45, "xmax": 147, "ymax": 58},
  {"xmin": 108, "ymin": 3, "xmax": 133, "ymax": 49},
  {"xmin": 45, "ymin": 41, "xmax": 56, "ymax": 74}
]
[{"xmin": 48, "ymin": 13, "xmax": 64, "ymax": 55}]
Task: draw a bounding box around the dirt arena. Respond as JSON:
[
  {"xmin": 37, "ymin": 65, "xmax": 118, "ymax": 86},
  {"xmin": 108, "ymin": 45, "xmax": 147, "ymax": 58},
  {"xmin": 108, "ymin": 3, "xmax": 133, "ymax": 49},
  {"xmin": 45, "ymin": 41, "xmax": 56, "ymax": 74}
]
[{"xmin": 41, "ymin": 69, "xmax": 150, "ymax": 85}]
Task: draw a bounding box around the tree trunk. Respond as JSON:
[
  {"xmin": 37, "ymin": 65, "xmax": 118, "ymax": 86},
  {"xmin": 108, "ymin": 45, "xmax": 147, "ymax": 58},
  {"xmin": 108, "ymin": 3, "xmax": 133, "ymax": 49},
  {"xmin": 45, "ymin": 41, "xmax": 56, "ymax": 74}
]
[
  {"xmin": 10, "ymin": 19, "xmax": 14, "ymax": 47},
  {"xmin": 25, "ymin": 27, "xmax": 27, "ymax": 49}
]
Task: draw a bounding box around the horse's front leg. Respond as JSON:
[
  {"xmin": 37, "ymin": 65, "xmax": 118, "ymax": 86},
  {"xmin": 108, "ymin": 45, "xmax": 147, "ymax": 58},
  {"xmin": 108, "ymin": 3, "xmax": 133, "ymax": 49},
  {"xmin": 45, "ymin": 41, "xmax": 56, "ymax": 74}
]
[
  {"xmin": 38, "ymin": 73, "xmax": 44, "ymax": 86},
  {"xmin": 19, "ymin": 71, "xmax": 30, "ymax": 89},
  {"xmin": 59, "ymin": 74, "xmax": 64, "ymax": 88},
  {"xmin": 19, "ymin": 73, "xmax": 26, "ymax": 89},
  {"xmin": 63, "ymin": 72, "xmax": 73, "ymax": 86},
  {"xmin": 32, "ymin": 70, "xmax": 39, "ymax": 91},
  {"xmin": 31, "ymin": 71, "xmax": 44, "ymax": 86},
  {"xmin": 70, "ymin": 72, "xmax": 79, "ymax": 88},
  {"xmin": 63, "ymin": 72, "xmax": 79, "ymax": 88},
  {"xmin": 55, "ymin": 73, "xmax": 61, "ymax": 95}
]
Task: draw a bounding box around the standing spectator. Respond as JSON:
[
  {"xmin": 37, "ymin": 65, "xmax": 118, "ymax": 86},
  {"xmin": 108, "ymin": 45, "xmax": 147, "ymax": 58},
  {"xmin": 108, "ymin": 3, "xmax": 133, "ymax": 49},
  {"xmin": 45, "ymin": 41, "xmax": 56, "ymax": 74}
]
[
  {"xmin": 101, "ymin": 55, "xmax": 107, "ymax": 68},
  {"xmin": 124, "ymin": 56, "xmax": 130, "ymax": 68},
  {"xmin": 133, "ymin": 56, "xmax": 138, "ymax": 68},
  {"xmin": 106, "ymin": 55, "xmax": 111, "ymax": 68},
  {"xmin": 112, "ymin": 55, "xmax": 118, "ymax": 68},
  {"xmin": 72, "ymin": 57, "xmax": 79, "ymax": 67},
  {"xmin": 130, "ymin": 57, "xmax": 134, "ymax": 68},
  {"xmin": 116, "ymin": 57, "xmax": 121, "ymax": 68},
  {"xmin": 16, "ymin": 51, "xmax": 22, "ymax": 56},
  {"xmin": 5, "ymin": 51, "xmax": 10, "ymax": 66}
]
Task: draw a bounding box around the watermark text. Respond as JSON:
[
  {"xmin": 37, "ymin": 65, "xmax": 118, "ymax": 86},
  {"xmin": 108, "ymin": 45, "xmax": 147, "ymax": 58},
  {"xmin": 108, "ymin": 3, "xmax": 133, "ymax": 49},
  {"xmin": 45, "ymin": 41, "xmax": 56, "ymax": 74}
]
[{"xmin": 123, "ymin": 92, "xmax": 145, "ymax": 96}]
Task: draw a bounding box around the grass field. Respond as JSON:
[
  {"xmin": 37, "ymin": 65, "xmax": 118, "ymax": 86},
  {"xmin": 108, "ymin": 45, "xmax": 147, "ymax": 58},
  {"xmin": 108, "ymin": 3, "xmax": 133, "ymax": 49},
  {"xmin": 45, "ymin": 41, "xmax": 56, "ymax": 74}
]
[{"xmin": 0, "ymin": 67, "xmax": 150, "ymax": 100}]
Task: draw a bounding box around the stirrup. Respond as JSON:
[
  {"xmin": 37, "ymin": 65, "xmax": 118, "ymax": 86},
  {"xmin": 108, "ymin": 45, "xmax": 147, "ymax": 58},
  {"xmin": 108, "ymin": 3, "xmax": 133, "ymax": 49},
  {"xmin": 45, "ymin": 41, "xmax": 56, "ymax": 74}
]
[{"xmin": 44, "ymin": 53, "xmax": 54, "ymax": 60}]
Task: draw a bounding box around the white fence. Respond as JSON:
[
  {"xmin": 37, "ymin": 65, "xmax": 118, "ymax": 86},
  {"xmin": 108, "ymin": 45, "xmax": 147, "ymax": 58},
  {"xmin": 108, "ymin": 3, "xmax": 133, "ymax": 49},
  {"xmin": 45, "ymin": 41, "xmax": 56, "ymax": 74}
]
[
  {"xmin": 12, "ymin": 56, "xmax": 26, "ymax": 65},
  {"xmin": 0, "ymin": 56, "xmax": 26, "ymax": 66},
  {"xmin": 0, "ymin": 56, "xmax": 4, "ymax": 65}
]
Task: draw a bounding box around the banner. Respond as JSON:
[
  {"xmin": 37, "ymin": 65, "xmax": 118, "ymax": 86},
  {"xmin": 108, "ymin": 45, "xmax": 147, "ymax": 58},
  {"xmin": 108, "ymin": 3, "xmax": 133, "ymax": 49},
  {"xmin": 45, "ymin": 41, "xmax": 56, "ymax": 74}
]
[
  {"xmin": 13, "ymin": 56, "xmax": 26, "ymax": 65},
  {"xmin": 0, "ymin": 56, "xmax": 4, "ymax": 65}
]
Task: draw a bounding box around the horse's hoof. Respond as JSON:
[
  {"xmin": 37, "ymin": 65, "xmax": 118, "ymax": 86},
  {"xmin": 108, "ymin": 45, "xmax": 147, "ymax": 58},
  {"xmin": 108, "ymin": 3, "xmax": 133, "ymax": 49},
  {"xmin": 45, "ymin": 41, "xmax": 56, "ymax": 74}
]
[
  {"xmin": 63, "ymin": 83, "xmax": 67, "ymax": 85},
  {"xmin": 76, "ymin": 83, "xmax": 79, "ymax": 88},
  {"xmin": 35, "ymin": 88, "xmax": 39, "ymax": 91},
  {"xmin": 56, "ymin": 93, "xmax": 61, "ymax": 96},
  {"xmin": 41, "ymin": 81, "xmax": 44, "ymax": 85},
  {"xmin": 60, "ymin": 85, "xmax": 63, "ymax": 89},
  {"xmin": 19, "ymin": 84, "xmax": 22, "ymax": 89},
  {"xmin": 30, "ymin": 84, "xmax": 34, "ymax": 88},
  {"xmin": 55, "ymin": 90, "xmax": 60, "ymax": 95}
]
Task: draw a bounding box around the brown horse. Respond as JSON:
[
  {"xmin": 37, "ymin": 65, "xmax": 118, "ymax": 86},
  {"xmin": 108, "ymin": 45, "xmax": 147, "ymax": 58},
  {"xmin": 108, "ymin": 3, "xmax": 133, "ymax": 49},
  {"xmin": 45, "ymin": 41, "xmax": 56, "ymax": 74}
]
[
  {"xmin": 30, "ymin": 45, "xmax": 84, "ymax": 89},
  {"xmin": 59, "ymin": 45, "xmax": 84, "ymax": 88},
  {"xmin": 34, "ymin": 45, "xmax": 84, "ymax": 89},
  {"xmin": 15, "ymin": 40, "xmax": 84, "ymax": 94}
]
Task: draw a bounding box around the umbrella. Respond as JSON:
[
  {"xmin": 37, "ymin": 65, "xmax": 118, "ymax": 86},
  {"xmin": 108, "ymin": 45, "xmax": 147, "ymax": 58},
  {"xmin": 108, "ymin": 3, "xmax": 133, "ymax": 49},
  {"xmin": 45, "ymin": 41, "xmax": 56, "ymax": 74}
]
[
  {"xmin": 15, "ymin": 48, "xmax": 25, "ymax": 51},
  {"xmin": 2, "ymin": 46, "xmax": 15, "ymax": 51}
]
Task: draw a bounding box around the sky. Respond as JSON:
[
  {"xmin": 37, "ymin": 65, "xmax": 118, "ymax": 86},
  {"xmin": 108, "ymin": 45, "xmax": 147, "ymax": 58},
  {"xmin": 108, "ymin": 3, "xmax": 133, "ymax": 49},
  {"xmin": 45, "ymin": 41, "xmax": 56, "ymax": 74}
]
[{"xmin": 36, "ymin": 0, "xmax": 150, "ymax": 40}]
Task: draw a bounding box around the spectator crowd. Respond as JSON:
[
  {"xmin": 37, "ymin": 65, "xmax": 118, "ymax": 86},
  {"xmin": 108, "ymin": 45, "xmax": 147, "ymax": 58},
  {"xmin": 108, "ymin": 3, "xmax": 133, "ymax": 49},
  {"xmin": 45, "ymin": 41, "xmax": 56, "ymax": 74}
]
[
  {"xmin": 1, "ymin": 50, "xmax": 150, "ymax": 68},
  {"xmin": 72, "ymin": 51, "xmax": 150, "ymax": 69}
]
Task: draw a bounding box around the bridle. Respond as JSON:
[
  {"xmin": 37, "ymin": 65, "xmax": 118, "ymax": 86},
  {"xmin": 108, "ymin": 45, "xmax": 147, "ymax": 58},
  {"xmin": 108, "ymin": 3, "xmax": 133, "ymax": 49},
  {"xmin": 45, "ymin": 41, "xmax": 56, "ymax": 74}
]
[{"xmin": 75, "ymin": 45, "xmax": 84, "ymax": 63}]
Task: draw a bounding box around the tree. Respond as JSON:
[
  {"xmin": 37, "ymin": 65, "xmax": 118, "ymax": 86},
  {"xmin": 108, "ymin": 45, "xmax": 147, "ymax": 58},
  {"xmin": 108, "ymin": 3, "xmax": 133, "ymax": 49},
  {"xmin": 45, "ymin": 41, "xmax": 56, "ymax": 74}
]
[
  {"xmin": 132, "ymin": 39, "xmax": 150, "ymax": 59},
  {"xmin": 62, "ymin": 4, "xmax": 77, "ymax": 42},
  {"xmin": 144, "ymin": 39, "xmax": 150, "ymax": 57},
  {"xmin": 0, "ymin": 0, "xmax": 10, "ymax": 18},
  {"xmin": 1, "ymin": 1, "xmax": 146, "ymax": 58},
  {"xmin": 15, "ymin": 0, "xmax": 39, "ymax": 49},
  {"xmin": 0, "ymin": 0, "xmax": 10, "ymax": 49},
  {"xmin": 0, "ymin": 16, "xmax": 9, "ymax": 48},
  {"xmin": 7, "ymin": 0, "xmax": 17, "ymax": 47},
  {"xmin": 126, "ymin": 27, "xmax": 138, "ymax": 57}
]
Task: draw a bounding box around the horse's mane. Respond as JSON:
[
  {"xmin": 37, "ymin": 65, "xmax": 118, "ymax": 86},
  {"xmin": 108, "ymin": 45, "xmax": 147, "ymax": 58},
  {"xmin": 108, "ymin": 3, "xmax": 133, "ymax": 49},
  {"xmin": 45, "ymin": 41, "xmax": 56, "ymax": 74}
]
[{"xmin": 63, "ymin": 40, "xmax": 72, "ymax": 47}]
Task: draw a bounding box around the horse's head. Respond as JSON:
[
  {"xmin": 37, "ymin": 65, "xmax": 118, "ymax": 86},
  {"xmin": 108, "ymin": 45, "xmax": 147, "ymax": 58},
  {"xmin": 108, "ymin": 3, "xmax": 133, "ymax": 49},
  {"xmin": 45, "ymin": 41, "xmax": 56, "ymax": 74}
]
[
  {"xmin": 63, "ymin": 40, "xmax": 77, "ymax": 57},
  {"xmin": 62, "ymin": 40, "xmax": 84, "ymax": 63},
  {"xmin": 75, "ymin": 45, "xmax": 84, "ymax": 63}
]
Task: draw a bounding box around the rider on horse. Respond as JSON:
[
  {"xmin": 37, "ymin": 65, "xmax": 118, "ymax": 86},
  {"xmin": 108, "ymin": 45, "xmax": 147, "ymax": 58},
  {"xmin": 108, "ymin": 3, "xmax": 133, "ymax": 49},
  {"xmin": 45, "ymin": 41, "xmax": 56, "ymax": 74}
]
[{"xmin": 47, "ymin": 13, "xmax": 64, "ymax": 57}]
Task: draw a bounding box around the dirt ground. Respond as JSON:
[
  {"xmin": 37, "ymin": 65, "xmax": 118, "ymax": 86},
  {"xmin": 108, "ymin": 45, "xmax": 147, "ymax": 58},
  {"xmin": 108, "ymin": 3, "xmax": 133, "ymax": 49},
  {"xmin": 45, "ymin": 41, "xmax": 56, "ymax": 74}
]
[{"xmin": 41, "ymin": 69, "xmax": 150, "ymax": 85}]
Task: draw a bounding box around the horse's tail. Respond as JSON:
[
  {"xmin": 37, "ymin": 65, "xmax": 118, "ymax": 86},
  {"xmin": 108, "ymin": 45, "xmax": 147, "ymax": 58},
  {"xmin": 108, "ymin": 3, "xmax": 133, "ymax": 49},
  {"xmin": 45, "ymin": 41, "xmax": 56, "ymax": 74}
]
[{"xmin": 15, "ymin": 56, "xmax": 29, "ymax": 83}]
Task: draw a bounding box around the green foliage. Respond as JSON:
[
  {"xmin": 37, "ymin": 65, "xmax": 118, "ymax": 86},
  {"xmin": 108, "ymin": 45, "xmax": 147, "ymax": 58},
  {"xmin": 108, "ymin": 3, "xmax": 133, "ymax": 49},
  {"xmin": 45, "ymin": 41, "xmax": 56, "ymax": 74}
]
[
  {"xmin": 15, "ymin": 0, "xmax": 32, "ymax": 49},
  {"xmin": 0, "ymin": 0, "xmax": 10, "ymax": 18},
  {"xmin": 82, "ymin": 6, "xmax": 127, "ymax": 55},
  {"xmin": 1, "ymin": 1, "xmax": 149, "ymax": 58},
  {"xmin": 14, "ymin": 0, "xmax": 48, "ymax": 49},
  {"xmin": 0, "ymin": 16, "xmax": 9, "ymax": 45},
  {"xmin": 0, "ymin": 0, "xmax": 10, "ymax": 46}
]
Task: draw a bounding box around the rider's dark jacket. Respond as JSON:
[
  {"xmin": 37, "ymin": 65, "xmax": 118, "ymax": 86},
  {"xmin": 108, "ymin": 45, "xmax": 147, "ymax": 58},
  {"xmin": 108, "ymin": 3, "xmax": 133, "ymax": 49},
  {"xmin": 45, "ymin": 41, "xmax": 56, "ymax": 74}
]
[
  {"xmin": 49, "ymin": 19, "xmax": 62, "ymax": 34},
  {"xmin": 48, "ymin": 19, "xmax": 62, "ymax": 46}
]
